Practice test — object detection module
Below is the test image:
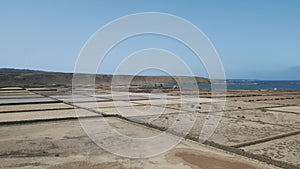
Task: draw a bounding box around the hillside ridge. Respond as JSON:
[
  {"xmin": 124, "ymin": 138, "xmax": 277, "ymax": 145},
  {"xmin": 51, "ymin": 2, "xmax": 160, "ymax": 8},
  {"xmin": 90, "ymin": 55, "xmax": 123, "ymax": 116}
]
[{"xmin": 0, "ymin": 68, "xmax": 210, "ymax": 87}]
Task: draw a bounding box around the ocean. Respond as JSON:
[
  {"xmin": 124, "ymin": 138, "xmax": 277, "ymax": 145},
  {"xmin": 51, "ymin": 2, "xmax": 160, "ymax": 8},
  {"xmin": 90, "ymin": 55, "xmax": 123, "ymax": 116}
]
[{"xmin": 146, "ymin": 80, "xmax": 300, "ymax": 91}]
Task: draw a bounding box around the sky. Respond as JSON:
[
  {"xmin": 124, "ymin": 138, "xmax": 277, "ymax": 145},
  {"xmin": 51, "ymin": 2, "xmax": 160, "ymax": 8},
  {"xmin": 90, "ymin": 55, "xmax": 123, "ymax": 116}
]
[{"xmin": 0, "ymin": 0, "xmax": 300, "ymax": 80}]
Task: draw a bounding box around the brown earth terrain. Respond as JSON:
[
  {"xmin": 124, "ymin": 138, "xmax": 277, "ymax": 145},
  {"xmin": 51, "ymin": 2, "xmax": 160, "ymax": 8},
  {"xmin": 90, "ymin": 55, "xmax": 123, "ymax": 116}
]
[{"xmin": 0, "ymin": 70, "xmax": 299, "ymax": 169}]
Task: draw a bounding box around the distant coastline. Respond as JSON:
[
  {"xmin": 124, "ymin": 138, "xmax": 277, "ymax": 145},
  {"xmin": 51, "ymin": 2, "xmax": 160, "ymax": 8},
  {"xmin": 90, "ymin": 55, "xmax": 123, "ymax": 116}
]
[
  {"xmin": 1, "ymin": 68, "xmax": 300, "ymax": 90},
  {"xmin": 0, "ymin": 68, "xmax": 210, "ymax": 87},
  {"xmin": 150, "ymin": 80, "xmax": 300, "ymax": 91}
]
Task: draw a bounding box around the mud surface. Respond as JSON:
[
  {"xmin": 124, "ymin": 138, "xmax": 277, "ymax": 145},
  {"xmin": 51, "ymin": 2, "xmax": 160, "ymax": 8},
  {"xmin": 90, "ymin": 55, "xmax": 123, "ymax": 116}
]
[{"xmin": 166, "ymin": 148, "xmax": 268, "ymax": 169}]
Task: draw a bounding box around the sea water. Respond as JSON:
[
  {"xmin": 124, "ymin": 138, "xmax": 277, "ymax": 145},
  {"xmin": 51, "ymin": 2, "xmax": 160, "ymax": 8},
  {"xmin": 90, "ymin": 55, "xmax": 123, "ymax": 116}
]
[{"xmin": 145, "ymin": 80, "xmax": 300, "ymax": 90}]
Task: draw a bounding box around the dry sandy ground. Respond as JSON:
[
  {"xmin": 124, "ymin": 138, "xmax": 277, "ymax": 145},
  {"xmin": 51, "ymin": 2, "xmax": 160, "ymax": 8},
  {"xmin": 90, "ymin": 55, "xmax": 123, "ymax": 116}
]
[
  {"xmin": 0, "ymin": 88, "xmax": 300, "ymax": 168},
  {"xmin": 242, "ymin": 134, "xmax": 300, "ymax": 167},
  {"xmin": 0, "ymin": 119, "xmax": 276, "ymax": 169}
]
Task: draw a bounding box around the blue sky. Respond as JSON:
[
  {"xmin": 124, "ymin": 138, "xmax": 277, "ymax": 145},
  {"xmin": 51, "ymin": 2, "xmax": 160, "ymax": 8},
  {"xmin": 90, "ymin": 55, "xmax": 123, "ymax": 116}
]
[{"xmin": 0, "ymin": 0, "xmax": 300, "ymax": 79}]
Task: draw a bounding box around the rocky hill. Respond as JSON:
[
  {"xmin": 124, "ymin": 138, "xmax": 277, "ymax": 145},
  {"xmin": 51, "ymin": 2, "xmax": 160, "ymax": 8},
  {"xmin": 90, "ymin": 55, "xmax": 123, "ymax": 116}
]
[{"xmin": 0, "ymin": 68, "xmax": 210, "ymax": 87}]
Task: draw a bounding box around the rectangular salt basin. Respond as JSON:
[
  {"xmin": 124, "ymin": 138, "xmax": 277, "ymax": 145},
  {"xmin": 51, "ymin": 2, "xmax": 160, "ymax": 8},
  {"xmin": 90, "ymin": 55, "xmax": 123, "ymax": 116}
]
[
  {"xmin": 224, "ymin": 101, "xmax": 281, "ymax": 109},
  {"xmin": 257, "ymin": 99, "xmax": 300, "ymax": 106},
  {"xmin": 129, "ymin": 92, "xmax": 179, "ymax": 99},
  {"xmin": 91, "ymin": 94, "xmax": 124, "ymax": 98},
  {"xmin": 141, "ymin": 94, "xmax": 179, "ymax": 99},
  {"xmin": 74, "ymin": 101, "xmax": 139, "ymax": 108},
  {"xmin": 56, "ymin": 97, "xmax": 111, "ymax": 103},
  {"xmin": 0, "ymin": 91, "xmax": 32, "ymax": 96},
  {"xmin": 0, "ymin": 87, "xmax": 24, "ymax": 90},
  {"xmin": 226, "ymin": 95, "xmax": 287, "ymax": 102},
  {"xmin": 92, "ymin": 93, "xmax": 147, "ymax": 97},
  {"xmin": 130, "ymin": 99, "xmax": 181, "ymax": 105},
  {"xmin": 0, "ymin": 103, "xmax": 74, "ymax": 113},
  {"xmin": 163, "ymin": 102, "xmax": 239, "ymax": 113},
  {"xmin": 0, "ymin": 97, "xmax": 58, "ymax": 105},
  {"xmin": 96, "ymin": 95, "xmax": 148, "ymax": 101},
  {"xmin": 50, "ymin": 94, "xmax": 88, "ymax": 99},
  {"xmin": 25, "ymin": 88, "xmax": 57, "ymax": 91},
  {"xmin": 0, "ymin": 109, "xmax": 98, "ymax": 123},
  {"xmin": 242, "ymin": 134, "xmax": 300, "ymax": 167},
  {"xmin": 93, "ymin": 92, "xmax": 178, "ymax": 99},
  {"xmin": 0, "ymin": 94, "xmax": 44, "ymax": 99},
  {"xmin": 94, "ymin": 105, "xmax": 178, "ymax": 117},
  {"xmin": 223, "ymin": 110, "xmax": 300, "ymax": 128},
  {"xmin": 267, "ymin": 106, "xmax": 300, "ymax": 114},
  {"xmin": 178, "ymin": 97, "xmax": 224, "ymax": 103}
]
